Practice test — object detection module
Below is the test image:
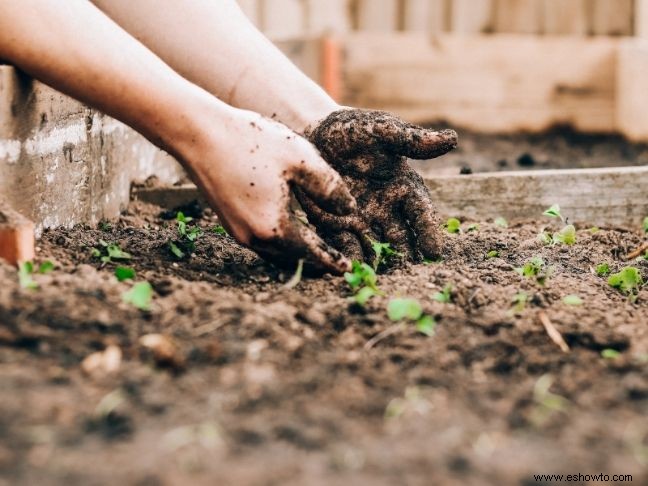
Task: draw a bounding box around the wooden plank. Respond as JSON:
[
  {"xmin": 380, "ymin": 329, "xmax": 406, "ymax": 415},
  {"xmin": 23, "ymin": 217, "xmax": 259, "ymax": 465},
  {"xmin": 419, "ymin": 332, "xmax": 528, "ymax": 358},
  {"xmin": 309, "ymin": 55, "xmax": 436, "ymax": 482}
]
[
  {"xmin": 542, "ymin": 0, "xmax": 588, "ymax": 35},
  {"xmin": 237, "ymin": 0, "xmax": 261, "ymax": 26},
  {"xmin": 356, "ymin": 0, "xmax": 399, "ymax": 32},
  {"xmin": 260, "ymin": 0, "xmax": 305, "ymax": 38},
  {"xmin": 635, "ymin": 0, "xmax": 648, "ymax": 38},
  {"xmin": 343, "ymin": 33, "xmax": 618, "ymax": 133},
  {"xmin": 450, "ymin": 0, "xmax": 494, "ymax": 34},
  {"xmin": 424, "ymin": 167, "xmax": 648, "ymax": 226},
  {"xmin": 305, "ymin": 0, "xmax": 351, "ymax": 34},
  {"xmin": 403, "ymin": 0, "xmax": 448, "ymax": 33},
  {"xmin": 590, "ymin": 0, "xmax": 634, "ymax": 36},
  {"xmin": 616, "ymin": 39, "xmax": 648, "ymax": 141},
  {"xmin": 494, "ymin": 0, "xmax": 544, "ymax": 34}
]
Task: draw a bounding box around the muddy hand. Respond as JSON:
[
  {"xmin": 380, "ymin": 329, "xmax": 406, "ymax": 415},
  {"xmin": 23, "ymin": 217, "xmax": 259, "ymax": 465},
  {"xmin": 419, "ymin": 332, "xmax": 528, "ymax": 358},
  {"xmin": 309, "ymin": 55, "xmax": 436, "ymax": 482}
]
[{"xmin": 298, "ymin": 109, "xmax": 457, "ymax": 263}]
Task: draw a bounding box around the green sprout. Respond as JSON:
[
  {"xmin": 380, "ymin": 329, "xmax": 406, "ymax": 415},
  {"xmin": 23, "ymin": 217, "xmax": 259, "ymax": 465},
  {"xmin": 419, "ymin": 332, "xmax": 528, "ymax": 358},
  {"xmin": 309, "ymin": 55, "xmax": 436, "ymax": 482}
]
[
  {"xmin": 168, "ymin": 241, "xmax": 185, "ymax": 259},
  {"xmin": 283, "ymin": 259, "xmax": 304, "ymax": 290},
  {"xmin": 494, "ymin": 217, "xmax": 508, "ymax": 228},
  {"xmin": 445, "ymin": 218, "xmax": 461, "ymax": 234},
  {"xmin": 562, "ymin": 295, "xmax": 583, "ymax": 306},
  {"xmin": 169, "ymin": 211, "xmax": 203, "ymax": 259},
  {"xmin": 643, "ymin": 216, "xmax": 648, "ymax": 233},
  {"xmin": 516, "ymin": 257, "xmax": 553, "ymax": 286},
  {"xmin": 370, "ymin": 240, "xmax": 401, "ymax": 271},
  {"xmin": 552, "ymin": 224, "xmax": 576, "ymax": 245},
  {"xmin": 537, "ymin": 230, "xmax": 553, "ymax": 245},
  {"xmin": 608, "ymin": 266, "xmax": 644, "ymax": 301},
  {"xmin": 487, "ymin": 250, "xmax": 500, "ymax": 259},
  {"xmin": 115, "ymin": 266, "xmax": 136, "ymax": 282},
  {"xmin": 345, "ymin": 261, "xmax": 381, "ymax": 307},
  {"xmin": 92, "ymin": 240, "xmax": 132, "ymax": 264},
  {"xmin": 589, "ymin": 226, "xmax": 600, "ymax": 234},
  {"xmin": 530, "ymin": 374, "xmax": 569, "ymax": 427},
  {"xmin": 595, "ymin": 263, "xmax": 611, "ymax": 277},
  {"xmin": 510, "ymin": 292, "xmax": 528, "ymax": 315},
  {"xmin": 18, "ymin": 260, "xmax": 55, "ymax": 289},
  {"xmin": 543, "ymin": 204, "xmax": 564, "ymax": 222},
  {"xmin": 122, "ymin": 282, "xmax": 153, "ymax": 311},
  {"xmin": 601, "ymin": 349, "xmax": 621, "ymax": 360},
  {"xmin": 432, "ymin": 284, "xmax": 453, "ymax": 303},
  {"xmin": 212, "ymin": 225, "xmax": 228, "ymax": 236},
  {"xmin": 387, "ymin": 298, "xmax": 436, "ymax": 336}
]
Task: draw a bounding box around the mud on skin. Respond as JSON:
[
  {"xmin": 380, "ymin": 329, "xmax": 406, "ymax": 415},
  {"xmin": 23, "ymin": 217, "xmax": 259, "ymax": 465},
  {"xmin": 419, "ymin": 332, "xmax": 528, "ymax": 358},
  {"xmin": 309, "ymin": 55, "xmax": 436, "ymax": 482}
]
[
  {"xmin": 0, "ymin": 202, "xmax": 646, "ymax": 485},
  {"xmin": 300, "ymin": 109, "xmax": 458, "ymax": 263}
]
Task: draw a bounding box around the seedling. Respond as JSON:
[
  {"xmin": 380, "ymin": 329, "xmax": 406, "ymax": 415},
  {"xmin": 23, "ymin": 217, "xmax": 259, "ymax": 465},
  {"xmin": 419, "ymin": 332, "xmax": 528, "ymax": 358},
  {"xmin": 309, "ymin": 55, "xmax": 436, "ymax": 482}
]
[
  {"xmin": 283, "ymin": 259, "xmax": 304, "ymax": 290},
  {"xmin": 122, "ymin": 282, "xmax": 153, "ymax": 311},
  {"xmin": 601, "ymin": 349, "xmax": 621, "ymax": 360},
  {"xmin": 510, "ymin": 292, "xmax": 528, "ymax": 315},
  {"xmin": 354, "ymin": 286, "xmax": 378, "ymax": 306},
  {"xmin": 537, "ymin": 230, "xmax": 553, "ymax": 246},
  {"xmin": 345, "ymin": 261, "xmax": 381, "ymax": 307},
  {"xmin": 494, "ymin": 217, "xmax": 508, "ymax": 228},
  {"xmin": 387, "ymin": 298, "xmax": 436, "ymax": 336},
  {"xmin": 543, "ymin": 205, "xmax": 576, "ymax": 245},
  {"xmin": 433, "ymin": 284, "xmax": 453, "ymax": 303},
  {"xmin": 18, "ymin": 260, "xmax": 55, "ymax": 289},
  {"xmin": 643, "ymin": 216, "xmax": 648, "ymax": 233},
  {"xmin": 370, "ymin": 240, "xmax": 401, "ymax": 271},
  {"xmin": 115, "ymin": 266, "xmax": 136, "ymax": 282},
  {"xmin": 543, "ymin": 204, "xmax": 564, "ymax": 222},
  {"xmin": 608, "ymin": 266, "xmax": 644, "ymax": 301},
  {"xmin": 516, "ymin": 256, "xmax": 553, "ymax": 286},
  {"xmin": 169, "ymin": 211, "xmax": 203, "ymax": 259},
  {"xmin": 589, "ymin": 226, "xmax": 600, "ymax": 234},
  {"xmin": 595, "ymin": 263, "xmax": 611, "ymax": 277},
  {"xmin": 445, "ymin": 218, "xmax": 461, "ymax": 234},
  {"xmin": 487, "ymin": 250, "xmax": 499, "ymax": 259},
  {"xmin": 531, "ymin": 374, "xmax": 569, "ymax": 426},
  {"xmin": 562, "ymin": 295, "xmax": 583, "ymax": 306},
  {"xmin": 212, "ymin": 225, "xmax": 228, "ymax": 236},
  {"xmin": 92, "ymin": 240, "xmax": 132, "ymax": 264}
]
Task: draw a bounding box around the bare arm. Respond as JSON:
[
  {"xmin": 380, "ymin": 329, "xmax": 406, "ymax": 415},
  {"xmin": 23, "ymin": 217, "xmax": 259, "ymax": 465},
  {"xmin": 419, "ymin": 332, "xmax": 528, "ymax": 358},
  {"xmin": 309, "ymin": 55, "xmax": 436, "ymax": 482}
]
[
  {"xmin": 90, "ymin": 0, "xmax": 338, "ymax": 133},
  {"xmin": 0, "ymin": 0, "xmax": 354, "ymax": 274}
]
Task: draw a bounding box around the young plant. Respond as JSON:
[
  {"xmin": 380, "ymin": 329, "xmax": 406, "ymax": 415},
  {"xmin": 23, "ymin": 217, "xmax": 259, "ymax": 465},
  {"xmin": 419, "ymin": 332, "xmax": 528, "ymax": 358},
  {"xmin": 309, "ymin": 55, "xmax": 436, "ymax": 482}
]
[
  {"xmin": 543, "ymin": 204, "xmax": 576, "ymax": 246},
  {"xmin": 370, "ymin": 240, "xmax": 401, "ymax": 271},
  {"xmin": 345, "ymin": 261, "xmax": 381, "ymax": 306},
  {"xmin": 486, "ymin": 250, "xmax": 500, "ymax": 259},
  {"xmin": 115, "ymin": 266, "xmax": 136, "ymax": 282},
  {"xmin": 122, "ymin": 282, "xmax": 153, "ymax": 311},
  {"xmin": 212, "ymin": 225, "xmax": 228, "ymax": 236},
  {"xmin": 601, "ymin": 349, "xmax": 621, "ymax": 360},
  {"xmin": 494, "ymin": 217, "xmax": 508, "ymax": 228},
  {"xmin": 432, "ymin": 284, "xmax": 453, "ymax": 303},
  {"xmin": 516, "ymin": 256, "xmax": 553, "ymax": 286},
  {"xmin": 387, "ymin": 298, "xmax": 436, "ymax": 336},
  {"xmin": 543, "ymin": 204, "xmax": 564, "ymax": 221},
  {"xmin": 169, "ymin": 211, "xmax": 203, "ymax": 259},
  {"xmin": 608, "ymin": 266, "xmax": 644, "ymax": 302},
  {"xmin": 509, "ymin": 292, "xmax": 528, "ymax": 315},
  {"xmin": 531, "ymin": 374, "xmax": 569, "ymax": 427},
  {"xmin": 445, "ymin": 218, "xmax": 461, "ymax": 234},
  {"xmin": 283, "ymin": 259, "xmax": 304, "ymax": 290},
  {"xmin": 643, "ymin": 216, "xmax": 648, "ymax": 233},
  {"xmin": 595, "ymin": 263, "xmax": 611, "ymax": 277},
  {"xmin": 92, "ymin": 240, "xmax": 132, "ymax": 264},
  {"xmin": 18, "ymin": 260, "xmax": 55, "ymax": 289}
]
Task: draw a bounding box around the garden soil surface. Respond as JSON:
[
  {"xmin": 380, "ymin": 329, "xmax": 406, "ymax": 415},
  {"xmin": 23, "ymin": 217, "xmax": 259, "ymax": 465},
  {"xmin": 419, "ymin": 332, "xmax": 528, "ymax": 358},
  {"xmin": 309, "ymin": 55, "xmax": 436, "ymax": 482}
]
[{"xmin": 1, "ymin": 201, "xmax": 647, "ymax": 486}]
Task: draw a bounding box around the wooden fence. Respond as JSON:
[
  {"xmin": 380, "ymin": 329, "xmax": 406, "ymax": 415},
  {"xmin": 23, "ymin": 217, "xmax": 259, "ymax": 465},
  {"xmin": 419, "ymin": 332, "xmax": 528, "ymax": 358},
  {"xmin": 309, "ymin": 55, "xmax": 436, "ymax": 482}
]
[{"xmin": 238, "ymin": 0, "xmax": 648, "ymax": 38}]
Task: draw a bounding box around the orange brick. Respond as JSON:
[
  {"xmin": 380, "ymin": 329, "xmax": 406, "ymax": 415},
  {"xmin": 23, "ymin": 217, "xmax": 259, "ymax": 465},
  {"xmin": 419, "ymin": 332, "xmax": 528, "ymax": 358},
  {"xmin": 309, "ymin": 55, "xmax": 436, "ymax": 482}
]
[{"xmin": 0, "ymin": 205, "xmax": 35, "ymax": 266}]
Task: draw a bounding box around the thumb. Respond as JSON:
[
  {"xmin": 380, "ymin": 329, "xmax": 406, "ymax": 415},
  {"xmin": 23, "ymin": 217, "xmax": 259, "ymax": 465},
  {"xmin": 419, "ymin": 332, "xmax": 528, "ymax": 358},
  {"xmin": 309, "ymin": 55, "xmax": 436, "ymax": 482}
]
[
  {"xmin": 291, "ymin": 154, "xmax": 356, "ymax": 216},
  {"xmin": 373, "ymin": 123, "xmax": 458, "ymax": 160}
]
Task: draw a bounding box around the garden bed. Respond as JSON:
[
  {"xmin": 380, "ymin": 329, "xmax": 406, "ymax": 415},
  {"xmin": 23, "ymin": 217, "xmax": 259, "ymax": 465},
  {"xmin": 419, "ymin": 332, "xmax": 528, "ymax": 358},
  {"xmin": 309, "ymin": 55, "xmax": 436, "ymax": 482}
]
[{"xmin": 0, "ymin": 199, "xmax": 646, "ymax": 485}]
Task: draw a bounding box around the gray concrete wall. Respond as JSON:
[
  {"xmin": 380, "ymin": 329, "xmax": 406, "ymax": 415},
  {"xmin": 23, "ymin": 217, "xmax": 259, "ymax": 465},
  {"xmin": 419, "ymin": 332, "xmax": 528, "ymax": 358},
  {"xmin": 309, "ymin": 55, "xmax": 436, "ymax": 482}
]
[{"xmin": 0, "ymin": 65, "xmax": 184, "ymax": 234}]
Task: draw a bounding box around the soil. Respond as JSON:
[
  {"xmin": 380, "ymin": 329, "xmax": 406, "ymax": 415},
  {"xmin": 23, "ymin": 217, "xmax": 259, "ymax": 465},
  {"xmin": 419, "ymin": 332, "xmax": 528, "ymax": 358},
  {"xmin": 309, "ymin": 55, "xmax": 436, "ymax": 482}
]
[
  {"xmin": 414, "ymin": 126, "xmax": 648, "ymax": 176},
  {"xmin": 1, "ymin": 201, "xmax": 647, "ymax": 486}
]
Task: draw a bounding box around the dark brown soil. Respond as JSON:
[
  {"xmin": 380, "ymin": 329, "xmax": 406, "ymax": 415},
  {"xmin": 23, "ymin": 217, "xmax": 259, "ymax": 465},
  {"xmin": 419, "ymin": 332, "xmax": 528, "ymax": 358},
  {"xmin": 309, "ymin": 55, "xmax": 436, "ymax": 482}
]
[
  {"xmin": 1, "ymin": 201, "xmax": 647, "ymax": 486},
  {"xmin": 414, "ymin": 126, "xmax": 648, "ymax": 176}
]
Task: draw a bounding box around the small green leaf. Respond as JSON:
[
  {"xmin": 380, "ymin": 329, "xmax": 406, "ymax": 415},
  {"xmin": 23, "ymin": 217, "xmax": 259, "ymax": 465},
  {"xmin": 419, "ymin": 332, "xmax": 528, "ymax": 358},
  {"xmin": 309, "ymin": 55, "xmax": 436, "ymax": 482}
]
[
  {"xmin": 370, "ymin": 240, "xmax": 400, "ymax": 271},
  {"xmin": 445, "ymin": 218, "xmax": 461, "ymax": 234},
  {"xmin": 91, "ymin": 248, "xmax": 102, "ymax": 258},
  {"xmin": 345, "ymin": 261, "xmax": 378, "ymax": 291},
  {"xmin": 537, "ymin": 231, "xmax": 553, "ymax": 245},
  {"xmin": 115, "ymin": 266, "xmax": 136, "ymax": 282},
  {"xmin": 432, "ymin": 284, "xmax": 453, "ymax": 303},
  {"xmin": 185, "ymin": 226, "xmax": 203, "ymax": 242},
  {"xmin": 387, "ymin": 298, "xmax": 423, "ymax": 322},
  {"xmin": 122, "ymin": 282, "xmax": 153, "ymax": 310},
  {"xmin": 487, "ymin": 250, "xmax": 499, "ymax": 259},
  {"xmin": 608, "ymin": 267, "xmax": 643, "ymax": 297},
  {"xmin": 106, "ymin": 244, "xmax": 131, "ymax": 261},
  {"xmin": 595, "ymin": 263, "xmax": 611, "ymax": 277},
  {"xmin": 601, "ymin": 349, "xmax": 621, "ymax": 360},
  {"xmin": 354, "ymin": 286, "xmax": 378, "ymax": 306},
  {"xmin": 589, "ymin": 226, "xmax": 600, "ymax": 234},
  {"xmin": 562, "ymin": 295, "xmax": 583, "ymax": 306},
  {"xmin": 169, "ymin": 241, "xmax": 185, "ymax": 259},
  {"xmin": 38, "ymin": 261, "xmax": 55, "ymax": 274},
  {"xmin": 553, "ymin": 225, "xmax": 576, "ymax": 245},
  {"xmin": 516, "ymin": 257, "xmax": 552, "ymax": 286},
  {"xmin": 18, "ymin": 261, "xmax": 38, "ymax": 290},
  {"xmin": 176, "ymin": 211, "xmax": 193, "ymax": 224},
  {"xmin": 643, "ymin": 216, "xmax": 648, "ymax": 233},
  {"xmin": 543, "ymin": 204, "xmax": 562, "ymax": 219},
  {"xmin": 494, "ymin": 217, "xmax": 508, "ymax": 228},
  {"xmin": 416, "ymin": 315, "xmax": 436, "ymax": 336},
  {"xmin": 510, "ymin": 292, "xmax": 528, "ymax": 315},
  {"xmin": 212, "ymin": 225, "xmax": 228, "ymax": 236}
]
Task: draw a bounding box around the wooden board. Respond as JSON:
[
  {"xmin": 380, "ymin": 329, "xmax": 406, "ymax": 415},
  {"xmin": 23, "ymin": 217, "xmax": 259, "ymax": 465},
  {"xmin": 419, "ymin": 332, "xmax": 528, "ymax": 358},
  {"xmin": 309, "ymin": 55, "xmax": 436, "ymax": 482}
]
[
  {"xmin": 133, "ymin": 166, "xmax": 648, "ymax": 227},
  {"xmin": 343, "ymin": 33, "xmax": 618, "ymax": 133},
  {"xmin": 356, "ymin": 0, "xmax": 399, "ymax": 31},
  {"xmin": 542, "ymin": 0, "xmax": 588, "ymax": 35},
  {"xmin": 450, "ymin": 0, "xmax": 494, "ymax": 34},
  {"xmin": 403, "ymin": 0, "xmax": 448, "ymax": 33},
  {"xmin": 590, "ymin": 0, "xmax": 634, "ymax": 36},
  {"xmin": 305, "ymin": 0, "xmax": 351, "ymax": 34},
  {"xmin": 616, "ymin": 39, "xmax": 648, "ymax": 141},
  {"xmin": 494, "ymin": 0, "xmax": 543, "ymax": 34},
  {"xmin": 424, "ymin": 166, "xmax": 648, "ymax": 226}
]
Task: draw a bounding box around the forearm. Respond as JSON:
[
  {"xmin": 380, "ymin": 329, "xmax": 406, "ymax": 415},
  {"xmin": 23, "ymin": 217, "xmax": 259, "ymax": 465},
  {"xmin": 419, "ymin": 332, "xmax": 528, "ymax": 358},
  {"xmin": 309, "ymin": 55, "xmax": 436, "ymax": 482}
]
[
  {"xmin": 0, "ymin": 0, "xmax": 230, "ymax": 161},
  {"xmin": 90, "ymin": 0, "xmax": 338, "ymax": 132}
]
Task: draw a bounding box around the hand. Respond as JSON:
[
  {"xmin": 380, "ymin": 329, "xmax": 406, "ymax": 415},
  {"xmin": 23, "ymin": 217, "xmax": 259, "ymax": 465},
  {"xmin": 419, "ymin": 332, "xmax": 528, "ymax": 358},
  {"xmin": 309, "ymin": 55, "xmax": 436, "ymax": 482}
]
[
  {"xmin": 184, "ymin": 109, "xmax": 356, "ymax": 274},
  {"xmin": 298, "ymin": 109, "xmax": 457, "ymax": 263}
]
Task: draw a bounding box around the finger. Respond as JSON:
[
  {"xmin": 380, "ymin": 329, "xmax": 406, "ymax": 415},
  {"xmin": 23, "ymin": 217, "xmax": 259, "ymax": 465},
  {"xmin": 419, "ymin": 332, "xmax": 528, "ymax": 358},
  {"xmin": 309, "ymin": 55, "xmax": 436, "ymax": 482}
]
[
  {"xmin": 291, "ymin": 155, "xmax": 356, "ymax": 216},
  {"xmin": 326, "ymin": 231, "xmax": 364, "ymax": 262},
  {"xmin": 401, "ymin": 181, "xmax": 444, "ymax": 260},
  {"xmin": 379, "ymin": 220, "xmax": 416, "ymax": 261},
  {"xmin": 372, "ymin": 122, "xmax": 458, "ymax": 160}
]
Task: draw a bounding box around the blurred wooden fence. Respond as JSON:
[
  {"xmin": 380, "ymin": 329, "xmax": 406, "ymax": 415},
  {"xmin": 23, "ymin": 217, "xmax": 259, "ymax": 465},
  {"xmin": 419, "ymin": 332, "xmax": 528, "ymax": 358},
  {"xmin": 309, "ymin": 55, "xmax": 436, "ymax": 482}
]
[{"xmin": 238, "ymin": 0, "xmax": 648, "ymax": 38}]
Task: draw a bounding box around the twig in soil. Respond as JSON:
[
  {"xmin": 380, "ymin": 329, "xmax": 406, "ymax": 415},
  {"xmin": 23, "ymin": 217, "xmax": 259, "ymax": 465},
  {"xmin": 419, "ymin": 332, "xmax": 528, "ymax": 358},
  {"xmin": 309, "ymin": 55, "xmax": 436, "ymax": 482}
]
[
  {"xmin": 625, "ymin": 242, "xmax": 648, "ymax": 260},
  {"xmin": 538, "ymin": 312, "xmax": 570, "ymax": 353},
  {"xmin": 364, "ymin": 324, "xmax": 404, "ymax": 351}
]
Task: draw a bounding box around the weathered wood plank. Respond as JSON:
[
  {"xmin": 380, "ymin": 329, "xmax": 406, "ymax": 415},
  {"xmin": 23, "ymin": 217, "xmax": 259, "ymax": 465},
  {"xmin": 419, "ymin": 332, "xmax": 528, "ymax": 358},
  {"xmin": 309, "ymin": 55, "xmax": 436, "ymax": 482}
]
[
  {"xmin": 590, "ymin": 0, "xmax": 634, "ymax": 36},
  {"xmin": 424, "ymin": 167, "xmax": 648, "ymax": 226},
  {"xmin": 635, "ymin": 0, "xmax": 648, "ymax": 38},
  {"xmin": 542, "ymin": 0, "xmax": 588, "ymax": 35},
  {"xmin": 305, "ymin": 0, "xmax": 351, "ymax": 34},
  {"xmin": 494, "ymin": 0, "xmax": 543, "ymax": 34},
  {"xmin": 356, "ymin": 0, "xmax": 399, "ymax": 31},
  {"xmin": 450, "ymin": 0, "xmax": 494, "ymax": 34},
  {"xmin": 260, "ymin": 0, "xmax": 305, "ymax": 38},
  {"xmin": 403, "ymin": 0, "xmax": 448, "ymax": 33},
  {"xmin": 343, "ymin": 33, "xmax": 618, "ymax": 133},
  {"xmin": 616, "ymin": 39, "xmax": 648, "ymax": 141}
]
